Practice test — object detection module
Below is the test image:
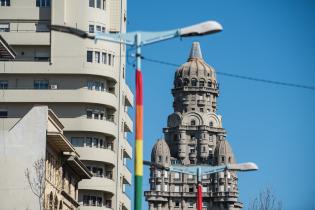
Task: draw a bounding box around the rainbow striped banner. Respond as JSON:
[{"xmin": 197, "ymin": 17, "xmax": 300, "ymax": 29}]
[{"xmin": 135, "ymin": 69, "xmax": 143, "ymax": 210}]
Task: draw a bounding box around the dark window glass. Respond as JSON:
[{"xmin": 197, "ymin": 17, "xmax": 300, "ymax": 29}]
[
  {"xmin": 87, "ymin": 51, "xmax": 93, "ymax": 62},
  {"xmin": 191, "ymin": 79, "xmax": 197, "ymax": 86},
  {"xmin": 86, "ymin": 110, "xmax": 93, "ymax": 119},
  {"xmin": 96, "ymin": 0, "xmax": 101, "ymax": 8},
  {"xmin": 96, "ymin": 25, "xmax": 101, "ymax": 32},
  {"xmin": 0, "ymin": 23, "xmax": 9, "ymax": 32},
  {"xmin": 89, "ymin": 24, "xmax": 94, "ymax": 33},
  {"xmin": 34, "ymin": 80, "xmax": 49, "ymax": 89},
  {"xmin": 0, "ymin": 80, "xmax": 8, "ymax": 89},
  {"xmin": 89, "ymin": 0, "xmax": 94, "ymax": 7},
  {"xmin": 0, "ymin": 0, "xmax": 10, "ymax": 6},
  {"xmin": 0, "ymin": 110, "xmax": 8, "ymax": 118}
]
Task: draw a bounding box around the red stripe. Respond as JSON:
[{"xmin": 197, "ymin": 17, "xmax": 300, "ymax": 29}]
[
  {"xmin": 136, "ymin": 69, "xmax": 143, "ymax": 106},
  {"xmin": 197, "ymin": 183, "xmax": 202, "ymax": 210}
]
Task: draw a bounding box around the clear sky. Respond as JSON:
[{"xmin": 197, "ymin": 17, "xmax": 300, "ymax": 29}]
[{"xmin": 125, "ymin": 0, "xmax": 315, "ymax": 209}]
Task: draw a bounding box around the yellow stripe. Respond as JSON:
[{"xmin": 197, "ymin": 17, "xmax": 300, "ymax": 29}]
[{"xmin": 135, "ymin": 140, "xmax": 143, "ymax": 176}]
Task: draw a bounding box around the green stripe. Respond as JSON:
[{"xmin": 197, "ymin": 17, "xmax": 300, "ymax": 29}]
[{"xmin": 135, "ymin": 175, "xmax": 143, "ymax": 210}]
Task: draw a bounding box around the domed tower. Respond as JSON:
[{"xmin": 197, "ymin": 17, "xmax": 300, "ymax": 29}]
[{"xmin": 145, "ymin": 43, "xmax": 242, "ymax": 210}]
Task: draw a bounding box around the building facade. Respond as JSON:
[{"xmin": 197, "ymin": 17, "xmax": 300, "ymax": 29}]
[
  {"xmin": 0, "ymin": 1, "xmax": 133, "ymax": 209},
  {"xmin": 145, "ymin": 42, "xmax": 242, "ymax": 210},
  {"xmin": 0, "ymin": 106, "xmax": 92, "ymax": 210}
]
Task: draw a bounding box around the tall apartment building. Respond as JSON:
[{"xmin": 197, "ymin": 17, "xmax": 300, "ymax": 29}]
[
  {"xmin": 0, "ymin": 0, "xmax": 133, "ymax": 210},
  {"xmin": 144, "ymin": 42, "xmax": 242, "ymax": 210}
]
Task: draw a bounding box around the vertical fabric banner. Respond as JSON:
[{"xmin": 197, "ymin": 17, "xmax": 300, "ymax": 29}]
[{"xmin": 135, "ymin": 69, "xmax": 143, "ymax": 210}]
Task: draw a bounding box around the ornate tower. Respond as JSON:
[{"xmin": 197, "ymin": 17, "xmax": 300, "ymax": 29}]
[{"xmin": 145, "ymin": 42, "xmax": 243, "ymax": 210}]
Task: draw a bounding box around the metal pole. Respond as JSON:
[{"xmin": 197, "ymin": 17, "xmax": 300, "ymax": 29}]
[
  {"xmin": 135, "ymin": 33, "xmax": 143, "ymax": 210},
  {"xmin": 197, "ymin": 167, "xmax": 202, "ymax": 210}
]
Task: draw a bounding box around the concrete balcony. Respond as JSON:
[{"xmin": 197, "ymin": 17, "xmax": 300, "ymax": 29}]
[
  {"xmin": 121, "ymin": 193, "xmax": 131, "ymax": 210},
  {"xmin": 0, "ymin": 7, "xmax": 51, "ymax": 20},
  {"xmin": 123, "ymin": 84, "xmax": 133, "ymax": 106},
  {"xmin": 0, "ymin": 32, "xmax": 50, "ymax": 45},
  {"xmin": 0, "ymin": 60, "xmax": 117, "ymax": 81},
  {"xmin": 79, "ymin": 177, "xmax": 115, "ymax": 194},
  {"xmin": 0, "ymin": 89, "xmax": 117, "ymax": 108},
  {"xmin": 121, "ymin": 138, "xmax": 132, "ymax": 158},
  {"xmin": 75, "ymin": 147, "xmax": 116, "ymax": 165},
  {"xmin": 61, "ymin": 118, "xmax": 117, "ymax": 138},
  {"xmin": 123, "ymin": 112, "xmax": 133, "ymax": 132},
  {"xmin": 122, "ymin": 165, "xmax": 132, "ymax": 185},
  {"xmin": 79, "ymin": 206, "xmax": 112, "ymax": 210}
]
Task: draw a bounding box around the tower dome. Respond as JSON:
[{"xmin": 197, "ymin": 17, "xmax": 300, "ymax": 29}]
[
  {"xmin": 174, "ymin": 42, "xmax": 217, "ymax": 88},
  {"xmin": 151, "ymin": 139, "xmax": 171, "ymax": 167},
  {"xmin": 215, "ymin": 139, "xmax": 235, "ymax": 165}
]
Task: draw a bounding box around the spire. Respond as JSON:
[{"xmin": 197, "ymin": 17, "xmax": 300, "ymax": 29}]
[{"xmin": 188, "ymin": 42, "xmax": 203, "ymax": 60}]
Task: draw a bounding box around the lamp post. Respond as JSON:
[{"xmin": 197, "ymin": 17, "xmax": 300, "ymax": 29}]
[
  {"xmin": 95, "ymin": 20, "xmax": 223, "ymax": 210},
  {"xmin": 144, "ymin": 161, "xmax": 258, "ymax": 210}
]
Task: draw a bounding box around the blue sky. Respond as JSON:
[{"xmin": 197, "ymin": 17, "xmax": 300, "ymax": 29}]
[{"xmin": 125, "ymin": 0, "xmax": 315, "ymax": 209}]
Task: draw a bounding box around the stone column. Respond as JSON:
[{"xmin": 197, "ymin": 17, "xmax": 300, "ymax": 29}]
[{"xmin": 149, "ymin": 203, "xmax": 154, "ymax": 210}]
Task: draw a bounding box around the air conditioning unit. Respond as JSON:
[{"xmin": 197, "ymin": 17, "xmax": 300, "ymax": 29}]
[{"xmin": 50, "ymin": 84, "xmax": 58, "ymax": 90}]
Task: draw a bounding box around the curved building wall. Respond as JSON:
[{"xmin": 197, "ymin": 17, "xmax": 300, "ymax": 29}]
[{"xmin": 0, "ymin": 0, "xmax": 132, "ymax": 209}]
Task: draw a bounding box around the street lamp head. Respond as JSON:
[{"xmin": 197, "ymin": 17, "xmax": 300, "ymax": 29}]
[
  {"xmin": 228, "ymin": 162, "xmax": 259, "ymax": 171},
  {"xmin": 179, "ymin": 20, "xmax": 223, "ymax": 37}
]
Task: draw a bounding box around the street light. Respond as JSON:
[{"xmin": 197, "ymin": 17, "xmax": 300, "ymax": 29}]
[
  {"xmin": 144, "ymin": 161, "xmax": 258, "ymax": 210},
  {"xmin": 95, "ymin": 20, "xmax": 223, "ymax": 210}
]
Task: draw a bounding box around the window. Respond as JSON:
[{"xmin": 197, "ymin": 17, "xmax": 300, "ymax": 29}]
[
  {"xmin": 0, "ymin": 110, "xmax": 8, "ymax": 118},
  {"xmin": 164, "ymin": 184, "xmax": 168, "ymax": 192},
  {"xmin": 175, "ymin": 201, "xmax": 180, "ymax": 207},
  {"xmin": 96, "ymin": 25, "xmax": 101, "ymax": 32},
  {"xmin": 209, "ymin": 121, "xmax": 213, "ymax": 127},
  {"xmin": 108, "ymin": 53, "xmax": 112, "ymax": 65},
  {"xmin": 102, "ymin": 52, "xmax": 107, "ymax": 64},
  {"xmin": 191, "ymin": 79, "xmax": 197, "ymax": 86},
  {"xmin": 207, "ymin": 80, "xmax": 212, "ymax": 87},
  {"xmin": 0, "ymin": 80, "xmax": 8, "ymax": 89},
  {"xmin": 191, "ymin": 120, "xmax": 196, "ymax": 126},
  {"xmin": 35, "ymin": 22, "xmax": 49, "ymax": 32},
  {"xmin": 188, "ymin": 201, "xmax": 194, "ymax": 208},
  {"xmin": 86, "ymin": 110, "xmax": 93, "ymax": 119},
  {"xmin": 71, "ymin": 137, "xmax": 84, "ymax": 147},
  {"xmin": 199, "ymin": 80, "xmax": 205, "ymax": 87},
  {"xmin": 174, "ymin": 172, "xmax": 180, "ymax": 180},
  {"xmin": 102, "ymin": 0, "xmax": 106, "ymax": 10},
  {"xmin": 36, "ymin": 0, "xmax": 50, "ymax": 7},
  {"xmin": 105, "ymin": 200, "xmax": 111, "ymax": 208},
  {"xmin": 202, "ymin": 185, "xmax": 208, "ymax": 192},
  {"xmin": 158, "ymin": 156, "xmax": 162, "ymax": 162},
  {"xmin": 89, "ymin": 24, "xmax": 94, "ymax": 33},
  {"xmin": 87, "ymin": 50, "xmax": 93, "ymax": 62},
  {"xmin": 34, "ymin": 80, "xmax": 49, "ymax": 89},
  {"xmin": 96, "ymin": 0, "xmax": 101, "ymax": 8},
  {"xmin": 89, "ymin": 0, "xmax": 94, "ymax": 7},
  {"xmin": 174, "ymin": 185, "xmax": 180, "ymax": 192},
  {"xmin": 0, "ymin": 23, "xmax": 9, "ymax": 32},
  {"xmin": 202, "ymin": 202, "xmax": 208, "ymax": 208},
  {"xmin": 102, "ymin": 27, "xmax": 105, "ymax": 33},
  {"xmin": 0, "ymin": 0, "xmax": 10, "ymax": 6},
  {"xmin": 86, "ymin": 137, "xmax": 92, "ymax": 147},
  {"xmin": 95, "ymin": 51, "xmax": 100, "ymax": 63},
  {"xmin": 188, "ymin": 186, "xmax": 194, "ymax": 193}
]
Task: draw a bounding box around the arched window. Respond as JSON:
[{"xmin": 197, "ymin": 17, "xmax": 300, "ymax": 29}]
[
  {"xmin": 59, "ymin": 201, "xmax": 63, "ymax": 210},
  {"xmin": 183, "ymin": 78, "xmax": 189, "ymax": 86},
  {"xmin": 209, "ymin": 121, "xmax": 213, "ymax": 127},
  {"xmin": 191, "ymin": 79, "xmax": 197, "ymax": 86},
  {"xmin": 228, "ymin": 157, "xmax": 232, "ymax": 163},
  {"xmin": 191, "ymin": 120, "xmax": 196, "ymax": 126},
  {"xmin": 49, "ymin": 192, "xmax": 53, "ymax": 210},
  {"xmin": 54, "ymin": 196, "xmax": 58, "ymax": 210},
  {"xmin": 199, "ymin": 80, "xmax": 205, "ymax": 87},
  {"xmin": 207, "ymin": 80, "xmax": 212, "ymax": 87}
]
